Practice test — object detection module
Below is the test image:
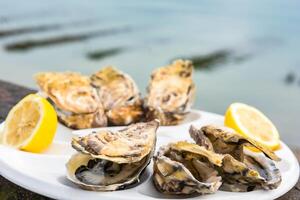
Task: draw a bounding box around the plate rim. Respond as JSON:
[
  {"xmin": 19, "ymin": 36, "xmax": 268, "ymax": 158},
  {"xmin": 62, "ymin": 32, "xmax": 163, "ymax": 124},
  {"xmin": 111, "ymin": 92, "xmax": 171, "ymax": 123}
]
[{"xmin": 0, "ymin": 110, "xmax": 299, "ymax": 200}]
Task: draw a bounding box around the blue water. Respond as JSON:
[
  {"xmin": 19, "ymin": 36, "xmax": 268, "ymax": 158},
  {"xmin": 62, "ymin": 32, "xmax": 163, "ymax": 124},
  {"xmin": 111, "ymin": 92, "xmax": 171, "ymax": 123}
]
[{"xmin": 0, "ymin": 0, "xmax": 299, "ymax": 146}]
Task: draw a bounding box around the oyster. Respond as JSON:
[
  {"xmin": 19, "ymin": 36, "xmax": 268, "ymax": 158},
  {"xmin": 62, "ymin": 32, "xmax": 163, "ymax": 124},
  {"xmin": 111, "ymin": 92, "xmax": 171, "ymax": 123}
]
[
  {"xmin": 190, "ymin": 125, "xmax": 280, "ymax": 161},
  {"xmin": 90, "ymin": 66, "xmax": 143, "ymax": 126},
  {"xmin": 220, "ymin": 151, "xmax": 281, "ymax": 192},
  {"xmin": 35, "ymin": 72, "xmax": 107, "ymax": 129},
  {"xmin": 189, "ymin": 125, "xmax": 281, "ymax": 192},
  {"xmin": 66, "ymin": 120, "xmax": 159, "ymax": 191},
  {"xmin": 144, "ymin": 60, "xmax": 195, "ymax": 125},
  {"xmin": 153, "ymin": 141, "xmax": 223, "ymax": 195}
]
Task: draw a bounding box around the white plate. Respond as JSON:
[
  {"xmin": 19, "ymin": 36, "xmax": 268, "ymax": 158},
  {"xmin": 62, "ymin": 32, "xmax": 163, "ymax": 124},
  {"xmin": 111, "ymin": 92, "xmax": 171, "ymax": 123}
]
[{"xmin": 0, "ymin": 110, "xmax": 299, "ymax": 200}]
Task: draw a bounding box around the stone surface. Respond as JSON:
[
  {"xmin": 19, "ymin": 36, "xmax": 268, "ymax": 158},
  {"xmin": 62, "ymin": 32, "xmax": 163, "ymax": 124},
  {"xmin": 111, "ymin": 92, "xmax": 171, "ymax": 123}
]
[{"xmin": 0, "ymin": 80, "xmax": 299, "ymax": 200}]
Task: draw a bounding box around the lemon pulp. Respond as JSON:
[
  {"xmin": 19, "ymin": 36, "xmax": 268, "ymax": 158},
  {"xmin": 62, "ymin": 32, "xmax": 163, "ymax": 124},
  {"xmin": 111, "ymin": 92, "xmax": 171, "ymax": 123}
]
[
  {"xmin": 2, "ymin": 94, "xmax": 57, "ymax": 153},
  {"xmin": 225, "ymin": 102, "xmax": 280, "ymax": 151}
]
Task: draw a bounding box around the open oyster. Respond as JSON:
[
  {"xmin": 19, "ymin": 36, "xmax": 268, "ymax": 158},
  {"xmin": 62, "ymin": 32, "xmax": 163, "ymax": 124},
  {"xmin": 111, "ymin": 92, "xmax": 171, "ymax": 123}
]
[
  {"xmin": 35, "ymin": 72, "xmax": 107, "ymax": 129},
  {"xmin": 144, "ymin": 60, "xmax": 195, "ymax": 125},
  {"xmin": 190, "ymin": 125, "xmax": 280, "ymax": 161},
  {"xmin": 66, "ymin": 120, "xmax": 159, "ymax": 191},
  {"xmin": 90, "ymin": 66, "xmax": 143, "ymax": 126},
  {"xmin": 153, "ymin": 141, "xmax": 223, "ymax": 195},
  {"xmin": 189, "ymin": 125, "xmax": 281, "ymax": 192}
]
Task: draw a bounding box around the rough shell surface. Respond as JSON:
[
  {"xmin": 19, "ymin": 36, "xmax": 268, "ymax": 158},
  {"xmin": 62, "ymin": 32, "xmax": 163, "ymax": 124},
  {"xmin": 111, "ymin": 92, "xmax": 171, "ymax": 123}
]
[
  {"xmin": 56, "ymin": 107, "xmax": 107, "ymax": 130},
  {"xmin": 35, "ymin": 72, "xmax": 99, "ymax": 114},
  {"xmin": 66, "ymin": 120, "xmax": 159, "ymax": 191},
  {"xmin": 71, "ymin": 120, "xmax": 159, "ymax": 163},
  {"xmin": 144, "ymin": 59, "xmax": 195, "ymax": 125},
  {"xmin": 35, "ymin": 72, "xmax": 107, "ymax": 129},
  {"xmin": 72, "ymin": 120, "xmax": 159, "ymax": 163},
  {"xmin": 189, "ymin": 125, "xmax": 282, "ymax": 192},
  {"xmin": 153, "ymin": 141, "xmax": 223, "ymax": 195},
  {"xmin": 90, "ymin": 66, "xmax": 143, "ymax": 125},
  {"xmin": 218, "ymin": 150, "xmax": 281, "ymax": 192},
  {"xmin": 190, "ymin": 125, "xmax": 280, "ymax": 161}
]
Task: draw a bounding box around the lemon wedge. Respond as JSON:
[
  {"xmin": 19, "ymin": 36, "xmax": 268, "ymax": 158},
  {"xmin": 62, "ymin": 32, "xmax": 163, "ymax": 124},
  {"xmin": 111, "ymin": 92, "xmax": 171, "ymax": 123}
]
[
  {"xmin": 225, "ymin": 102, "xmax": 280, "ymax": 151},
  {"xmin": 2, "ymin": 94, "xmax": 57, "ymax": 153}
]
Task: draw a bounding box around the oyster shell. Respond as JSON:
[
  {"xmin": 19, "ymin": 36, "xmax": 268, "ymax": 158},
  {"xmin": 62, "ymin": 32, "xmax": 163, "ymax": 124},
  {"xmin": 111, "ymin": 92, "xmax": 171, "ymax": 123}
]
[
  {"xmin": 144, "ymin": 60, "xmax": 195, "ymax": 125},
  {"xmin": 189, "ymin": 125, "xmax": 281, "ymax": 192},
  {"xmin": 66, "ymin": 120, "xmax": 159, "ymax": 191},
  {"xmin": 190, "ymin": 125, "xmax": 280, "ymax": 161},
  {"xmin": 221, "ymin": 150, "xmax": 281, "ymax": 192},
  {"xmin": 35, "ymin": 72, "xmax": 107, "ymax": 129},
  {"xmin": 153, "ymin": 141, "xmax": 223, "ymax": 195},
  {"xmin": 56, "ymin": 109, "xmax": 107, "ymax": 130},
  {"xmin": 90, "ymin": 66, "xmax": 143, "ymax": 126}
]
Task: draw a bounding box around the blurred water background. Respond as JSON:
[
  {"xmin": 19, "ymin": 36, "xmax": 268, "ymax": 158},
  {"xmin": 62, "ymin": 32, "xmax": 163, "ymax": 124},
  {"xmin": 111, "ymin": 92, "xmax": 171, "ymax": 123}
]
[{"xmin": 0, "ymin": 0, "xmax": 299, "ymax": 146}]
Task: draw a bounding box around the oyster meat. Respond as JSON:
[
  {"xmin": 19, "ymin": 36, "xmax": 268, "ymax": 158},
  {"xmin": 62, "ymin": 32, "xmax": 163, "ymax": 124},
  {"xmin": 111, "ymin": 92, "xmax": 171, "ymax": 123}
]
[
  {"xmin": 189, "ymin": 125, "xmax": 281, "ymax": 192},
  {"xmin": 144, "ymin": 60, "xmax": 195, "ymax": 125},
  {"xmin": 35, "ymin": 72, "xmax": 107, "ymax": 129},
  {"xmin": 90, "ymin": 66, "xmax": 143, "ymax": 126},
  {"xmin": 66, "ymin": 120, "xmax": 159, "ymax": 191},
  {"xmin": 153, "ymin": 141, "xmax": 223, "ymax": 195},
  {"xmin": 191, "ymin": 125, "xmax": 280, "ymax": 161}
]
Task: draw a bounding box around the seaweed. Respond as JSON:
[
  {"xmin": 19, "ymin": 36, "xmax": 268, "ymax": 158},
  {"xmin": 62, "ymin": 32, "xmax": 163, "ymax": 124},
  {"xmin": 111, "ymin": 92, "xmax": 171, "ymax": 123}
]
[
  {"xmin": 87, "ymin": 47, "xmax": 124, "ymax": 60},
  {"xmin": 177, "ymin": 49, "xmax": 251, "ymax": 71},
  {"xmin": 285, "ymin": 72, "xmax": 296, "ymax": 84},
  {"xmin": 0, "ymin": 20, "xmax": 96, "ymax": 38},
  {"xmin": 5, "ymin": 26, "xmax": 131, "ymax": 52},
  {"xmin": 185, "ymin": 50, "xmax": 232, "ymax": 70}
]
